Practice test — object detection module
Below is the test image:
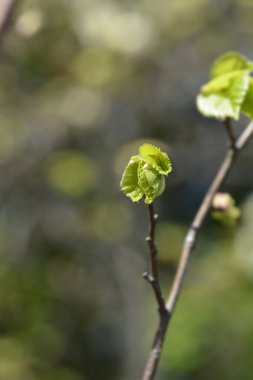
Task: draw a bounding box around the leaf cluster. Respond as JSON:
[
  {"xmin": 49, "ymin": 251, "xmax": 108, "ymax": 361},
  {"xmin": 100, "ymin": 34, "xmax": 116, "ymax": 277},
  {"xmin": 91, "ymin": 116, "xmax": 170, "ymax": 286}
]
[
  {"xmin": 197, "ymin": 52, "xmax": 253, "ymax": 120},
  {"xmin": 120, "ymin": 144, "xmax": 172, "ymax": 204}
]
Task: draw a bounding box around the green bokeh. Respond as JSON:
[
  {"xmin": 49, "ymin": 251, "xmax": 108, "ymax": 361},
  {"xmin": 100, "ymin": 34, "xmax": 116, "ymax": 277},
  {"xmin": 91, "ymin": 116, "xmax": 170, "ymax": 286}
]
[{"xmin": 46, "ymin": 151, "xmax": 97, "ymax": 198}]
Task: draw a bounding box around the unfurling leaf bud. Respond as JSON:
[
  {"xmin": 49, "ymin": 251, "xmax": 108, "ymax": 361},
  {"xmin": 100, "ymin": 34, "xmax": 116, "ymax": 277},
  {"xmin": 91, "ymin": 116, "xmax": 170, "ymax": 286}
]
[{"xmin": 120, "ymin": 144, "xmax": 172, "ymax": 204}]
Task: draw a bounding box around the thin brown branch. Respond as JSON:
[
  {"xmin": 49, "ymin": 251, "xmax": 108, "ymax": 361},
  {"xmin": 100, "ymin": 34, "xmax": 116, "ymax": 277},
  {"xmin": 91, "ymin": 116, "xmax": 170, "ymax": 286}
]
[
  {"xmin": 141, "ymin": 120, "xmax": 253, "ymax": 380},
  {"xmin": 167, "ymin": 120, "xmax": 253, "ymax": 313},
  {"xmin": 143, "ymin": 203, "xmax": 167, "ymax": 316},
  {"xmin": 141, "ymin": 313, "xmax": 169, "ymax": 380},
  {"xmin": 222, "ymin": 117, "xmax": 237, "ymax": 150},
  {"xmin": 0, "ymin": 0, "xmax": 19, "ymax": 42}
]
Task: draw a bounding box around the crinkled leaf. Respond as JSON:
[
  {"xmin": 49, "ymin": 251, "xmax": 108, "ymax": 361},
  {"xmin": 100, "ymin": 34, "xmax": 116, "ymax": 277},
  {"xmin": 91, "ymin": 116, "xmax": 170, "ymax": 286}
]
[
  {"xmin": 210, "ymin": 52, "xmax": 253, "ymax": 79},
  {"xmin": 242, "ymin": 78, "xmax": 253, "ymax": 119},
  {"xmin": 139, "ymin": 143, "xmax": 172, "ymax": 175},
  {"xmin": 120, "ymin": 156, "xmax": 143, "ymax": 202},
  {"xmin": 138, "ymin": 161, "xmax": 165, "ymax": 204},
  {"xmin": 120, "ymin": 144, "xmax": 172, "ymax": 204},
  {"xmin": 197, "ymin": 73, "xmax": 249, "ymax": 120}
]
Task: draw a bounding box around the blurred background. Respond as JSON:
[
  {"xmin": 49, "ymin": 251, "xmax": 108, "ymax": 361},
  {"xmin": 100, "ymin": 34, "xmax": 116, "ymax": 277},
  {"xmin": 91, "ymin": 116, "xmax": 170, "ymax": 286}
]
[{"xmin": 0, "ymin": 0, "xmax": 253, "ymax": 379}]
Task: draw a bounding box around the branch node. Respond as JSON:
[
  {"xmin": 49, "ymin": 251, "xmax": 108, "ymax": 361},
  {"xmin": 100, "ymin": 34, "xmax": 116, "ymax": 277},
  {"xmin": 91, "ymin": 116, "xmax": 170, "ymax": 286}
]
[
  {"xmin": 154, "ymin": 213, "xmax": 159, "ymax": 221},
  {"xmin": 143, "ymin": 272, "xmax": 155, "ymax": 284},
  {"xmin": 142, "ymin": 271, "xmax": 149, "ymax": 281}
]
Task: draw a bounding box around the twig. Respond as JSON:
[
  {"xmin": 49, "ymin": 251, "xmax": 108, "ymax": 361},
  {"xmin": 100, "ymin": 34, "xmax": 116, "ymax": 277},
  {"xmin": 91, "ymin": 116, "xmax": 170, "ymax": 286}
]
[
  {"xmin": 222, "ymin": 117, "xmax": 237, "ymax": 150},
  {"xmin": 141, "ymin": 120, "xmax": 253, "ymax": 380},
  {"xmin": 143, "ymin": 203, "xmax": 167, "ymax": 316},
  {"xmin": 142, "ymin": 204, "xmax": 170, "ymax": 380}
]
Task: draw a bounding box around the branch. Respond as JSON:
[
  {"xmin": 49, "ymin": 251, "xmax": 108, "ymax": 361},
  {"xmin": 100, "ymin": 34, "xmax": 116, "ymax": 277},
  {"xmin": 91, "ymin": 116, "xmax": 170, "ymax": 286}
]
[
  {"xmin": 0, "ymin": 0, "xmax": 19, "ymax": 42},
  {"xmin": 143, "ymin": 203, "xmax": 167, "ymax": 316},
  {"xmin": 142, "ymin": 205, "xmax": 170, "ymax": 380},
  {"xmin": 141, "ymin": 120, "xmax": 253, "ymax": 380}
]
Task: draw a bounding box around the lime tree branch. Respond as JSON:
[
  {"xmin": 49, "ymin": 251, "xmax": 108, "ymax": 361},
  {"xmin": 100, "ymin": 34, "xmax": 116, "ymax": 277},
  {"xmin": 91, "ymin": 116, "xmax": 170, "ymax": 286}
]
[
  {"xmin": 141, "ymin": 120, "xmax": 253, "ymax": 380},
  {"xmin": 166, "ymin": 120, "xmax": 253, "ymax": 312},
  {"xmin": 222, "ymin": 118, "xmax": 237, "ymax": 150},
  {"xmin": 143, "ymin": 203, "xmax": 167, "ymax": 316}
]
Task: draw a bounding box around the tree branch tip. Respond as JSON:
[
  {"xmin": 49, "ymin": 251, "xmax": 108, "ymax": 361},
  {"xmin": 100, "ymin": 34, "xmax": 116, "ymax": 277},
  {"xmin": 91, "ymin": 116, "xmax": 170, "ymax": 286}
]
[
  {"xmin": 142, "ymin": 272, "xmax": 155, "ymax": 284},
  {"xmin": 142, "ymin": 272, "xmax": 151, "ymax": 282}
]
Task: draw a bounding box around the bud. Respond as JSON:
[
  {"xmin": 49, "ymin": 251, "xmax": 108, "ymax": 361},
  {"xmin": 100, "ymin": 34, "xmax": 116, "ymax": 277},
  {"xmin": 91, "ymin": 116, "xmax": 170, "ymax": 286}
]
[
  {"xmin": 212, "ymin": 192, "xmax": 241, "ymax": 227},
  {"xmin": 212, "ymin": 192, "xmax": 233, "ymax": 211}
]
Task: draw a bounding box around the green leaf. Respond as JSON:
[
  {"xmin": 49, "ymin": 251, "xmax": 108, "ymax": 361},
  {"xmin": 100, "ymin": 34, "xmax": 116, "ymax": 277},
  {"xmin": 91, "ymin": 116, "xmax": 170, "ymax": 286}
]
[
  {"xmin": 197, "ymin": 51, "xmax": 253, "ymax": 120},
  {"xmin": 210, "ymin": 52, "xmax": 253, "ymax": 79},
  {"xmin": 242, "ymin": 78, "xmax": 253, "ymax": 119},
  {"xmin": 139, "ymin": 143, "xmax": 172, "ymax": 175},
  {"xmin": 138, "ymin": 161, "xmax": 165, "ymax": 204},
  {"xmin": 120, "ymin": 143, "xmax": 172, "ymax": 204},
  {"xmin": 120, "ymin": 156, "xmax": 143, "ymax": 202},
  {"xmin": 201, "ymin": 71, "xmax": 248, "ymax": 95},
  {"xmin": 197, "ymin": 73, "xmax": 249, "ymax": 120}
]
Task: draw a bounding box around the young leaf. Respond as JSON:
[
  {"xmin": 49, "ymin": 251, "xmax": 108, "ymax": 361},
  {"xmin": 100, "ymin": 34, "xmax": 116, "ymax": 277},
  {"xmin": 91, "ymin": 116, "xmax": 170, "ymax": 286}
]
[
  {"xmin": 120, "ymin": 144, "xmax": 172, "ymax": 204},
  {"xmin": 197, "ymin": 51, "xmax": 253, "ymax": 120},
  {"xmin": 210, "ymin": 51, "xmax": 253, "ymax": 79},
  {"xmin": 242, "ymin": 78, "xmax": 253, "ymax": 119},
  {"xmin": 197, "ymin": 73, "xmax": 249, "ymax": 120},
  {"xmin": 201, "ymin": 71, "xmax": 248, "ymax": 95},
  {"xmin": 139, "ymin": 144, "xmax": 172, "ymax": 175},
  {"xmin": 120, "ymin": 156, "xmax": 144, "ymax": 202},
  {"xmin": 138, "ymin": 161, "xmax": 165, "ymax": 204}
]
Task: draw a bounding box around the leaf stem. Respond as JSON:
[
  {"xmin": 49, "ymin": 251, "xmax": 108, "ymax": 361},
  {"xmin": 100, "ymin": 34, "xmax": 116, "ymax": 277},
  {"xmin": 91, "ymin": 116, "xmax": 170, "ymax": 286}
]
[
  {"xmin": 141, "ymin": 120, "xmax": 253, "ymax": 380},
  {"xmin": 222, "ymin": 117, "xmax": 237, "ymax": 150}
]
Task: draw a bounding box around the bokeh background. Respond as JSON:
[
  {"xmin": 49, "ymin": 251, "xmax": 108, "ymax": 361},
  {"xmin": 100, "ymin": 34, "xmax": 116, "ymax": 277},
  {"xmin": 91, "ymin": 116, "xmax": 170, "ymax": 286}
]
[{"xmin": 0, "ymin": 0, "xmax": 253, "ymax": 379}]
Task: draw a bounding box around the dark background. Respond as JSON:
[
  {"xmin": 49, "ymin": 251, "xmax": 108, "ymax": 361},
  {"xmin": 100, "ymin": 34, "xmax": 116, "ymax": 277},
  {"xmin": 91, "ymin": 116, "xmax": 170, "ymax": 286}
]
[{"xmin": 0, "ymin": 0, "xmax": 253, "ymax": 379}]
